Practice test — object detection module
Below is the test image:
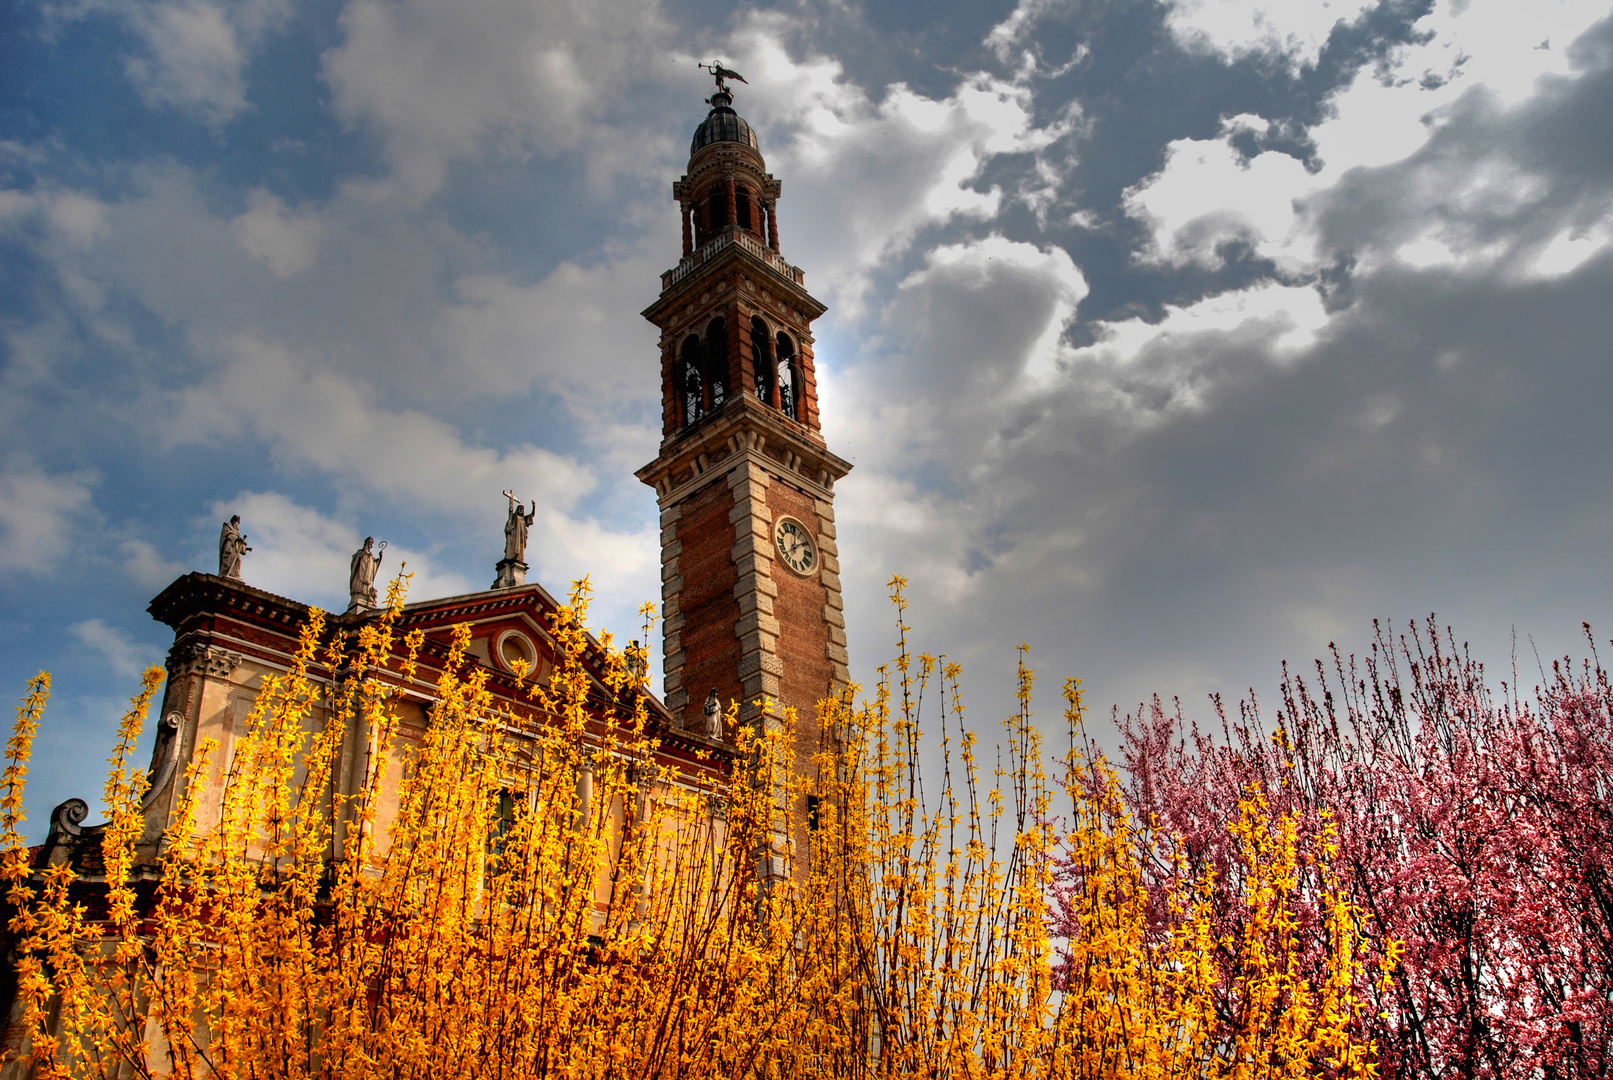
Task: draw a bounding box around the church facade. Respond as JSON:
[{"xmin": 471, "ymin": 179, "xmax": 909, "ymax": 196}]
[{"xmin": 14, "ymin": 78, "xmax": 848, "ymax": 931}]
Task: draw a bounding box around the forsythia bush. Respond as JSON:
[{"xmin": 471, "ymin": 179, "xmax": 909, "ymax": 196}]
[{"xmin": 0, "ymin": 577, "xmax": 1390, "ymax": 1079}]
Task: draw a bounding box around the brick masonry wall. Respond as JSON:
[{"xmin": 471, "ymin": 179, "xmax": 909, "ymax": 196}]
[
  {"xmin": 766, "ymin": 482, "xmax": 833, "ymax": 753},
  {"xmin": 663, "ymin": 477, "xmax": 742, "ymax": 731}
]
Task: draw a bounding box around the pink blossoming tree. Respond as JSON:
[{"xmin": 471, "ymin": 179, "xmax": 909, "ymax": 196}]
[{"xmin": 1063, "ymin": 618, "xmax": 1612, "ymax": 1079}]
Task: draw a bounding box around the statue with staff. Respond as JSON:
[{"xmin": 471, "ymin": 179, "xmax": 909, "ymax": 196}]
[
  {"xmin": 218, "ymin": 515, "xmax": 250, "ymax": 580},
  {"xmin": 503, "ymin": 490, "xmax": 535, "ymax": 563},
  {"xmin": 348, "ymin": 536, "xmax": 386, "ymax": 612}
]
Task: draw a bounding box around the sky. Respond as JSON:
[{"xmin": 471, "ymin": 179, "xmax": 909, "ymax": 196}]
[{"xmin": 3, "ymin": 0, "xmax": 1613, "ymax": 835}]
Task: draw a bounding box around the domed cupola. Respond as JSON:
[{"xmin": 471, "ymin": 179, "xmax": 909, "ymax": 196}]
[
  {"xmin": 672, "ymin": 75, "xmax": 782, "ymax": 254},
  {"xmin": 691, "ymin": 89, "xmax": 760, "ymax": 155}
]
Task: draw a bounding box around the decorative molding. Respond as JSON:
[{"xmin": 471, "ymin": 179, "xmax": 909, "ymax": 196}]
[{"xmin": 166, "ymin": 640, "xmax": 244, "ymax": 678}]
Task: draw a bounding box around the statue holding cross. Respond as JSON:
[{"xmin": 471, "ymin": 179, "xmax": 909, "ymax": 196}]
[{"xmin": 493, "ymin": 490, "xmax": 536, "ymax": 589}]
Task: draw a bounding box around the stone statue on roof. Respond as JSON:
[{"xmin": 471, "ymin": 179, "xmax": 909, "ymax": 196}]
[
  {"xmin": 348, "ymin": 536, "xmax": 384, "ymax": 613},
  {"xmin": 502, "ymin": 490, "xmax": 535, "ymax": 562},
  {"xmin": 219, "ymin": 516, "xmax": 250, "ymax": 580}
]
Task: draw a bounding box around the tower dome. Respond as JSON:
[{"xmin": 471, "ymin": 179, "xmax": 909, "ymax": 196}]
[{"xmin": 690, "ymin": 90, "xmax": 759, "ymax": 155}]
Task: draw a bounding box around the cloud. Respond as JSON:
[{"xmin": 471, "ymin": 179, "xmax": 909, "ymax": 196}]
[
  {"xmin": 122, "ymin": 0, "xmax": 250, "ymax": 124},
  {"xmin": 44, "ymin": 0, "xmax": 291, "ymax": 126},
  {"xmin": 431, "ymin": 253, "xmax": 664, "ymax": 454},
  {"xmin": 892, "ymin": 234, "xmax": 1090, "ymax": 399},
  {"xmin": 717, "ymin": 21, "xmax": 1074, "ymax": 315},
  {"xmin": 1073, "ymin": 282, "xmax": 1329, "ymax": 376},
  {"xmin": 323, "ymin": 0, "xmax": 672, "ymax": 197},
  {"xmin": 1528, "ymin": 218, "xmax": 1613, "ymax": 278},
  {"xmin": 231, "ymin": 190, "xmax": 322, "ymax": 277},
  {"xmin": 121, "ymin": 538, "xmax": 186, "ymax": 589},
  {"xmin": 0, "ymin": 187, "xmax": 110, "ymax": 251},
  {"xmin": 1164, "ymin": 0, "xmax": 1379, "ymax": 72},
  {"xmin": 69, "ymin": 619, "xmax": 158, "ymax": 677},
  {"xmin": 1123, "ymin": 117, "xmax": 1317, "ymax": 272},
  {"xmin": 0, "ymin": 461, "xmax": 95, "ymax": 573},
  {"xmin": 176, "ymin": 333, "xmax": 595, "ymax": 514}
]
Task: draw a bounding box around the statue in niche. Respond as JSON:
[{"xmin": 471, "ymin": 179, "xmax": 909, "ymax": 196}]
[
  {"xmin": 702, "ymin": 688, "xmax": 722, "ymax": 740},
  {"xmin": 502, "ymin": 490, "xmax": 536, "ymax": 563},
  {"xmin": 218, "ymin": 515, "xmax": 250, "ymax": 579},
  {"xmin": 348, "ymin": 536, "xmax": 385, "ymax": 612}
]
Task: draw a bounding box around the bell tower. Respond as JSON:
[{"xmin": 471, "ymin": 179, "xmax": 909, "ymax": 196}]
[{"xmin": 637, "ymin": 79, "xmax": 852, "ymax": 811}]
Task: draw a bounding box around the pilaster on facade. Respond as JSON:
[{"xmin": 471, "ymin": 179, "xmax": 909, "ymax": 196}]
[
  {"xmin": 812, "ymin": 501, "xmax": 852, "ymax": 691},
  {"xmin": 727, "ymin": 461, "xmax": 784, "ymax": 729},
  {"xmin": 659, "ymin": 502, "xmax": 689, "ymax": 718}
]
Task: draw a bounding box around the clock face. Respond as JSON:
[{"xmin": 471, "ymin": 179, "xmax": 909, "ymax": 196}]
[{"xmin": 773, "ymin": 516, "xmax": 817, "ymax": 576}]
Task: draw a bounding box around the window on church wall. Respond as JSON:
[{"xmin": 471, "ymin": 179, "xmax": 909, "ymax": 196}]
[
  {"xmin": 488, "ymin": 788, "xmax": 518, "ymax": 859},
  {"xmin": 735, "ymin": 188, "xmax": 752, "ymax": 234},
  {"xmin": 777, "ymin": 333, "xmax": 799, "ymax": 419},
  {"xmin": 706, "ymin": 319, "xmax": 728, "ymax": 409},
  {"xmin": 706, "ymin": 189, "xmax": 728, "ymax": 232},
  {"xmin": 681, "ymin": 337, "xmax": 704, "ymax": 426},
  {"xmin": 750, "ymin": 317, "xmax": 772, "ymax": 401}
]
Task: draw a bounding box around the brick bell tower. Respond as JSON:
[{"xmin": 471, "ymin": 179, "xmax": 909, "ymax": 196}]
[{"xmin": 636, "ymin": 78, "xmax": 852, "ymax": 812}]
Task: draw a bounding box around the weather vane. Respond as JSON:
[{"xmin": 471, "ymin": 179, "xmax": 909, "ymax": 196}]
[{"xmin": 699, "ymin": 61, "xmax": 748, "ymax": 97}]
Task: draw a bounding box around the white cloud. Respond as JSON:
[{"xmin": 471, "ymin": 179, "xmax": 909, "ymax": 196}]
[
  {"xmin": 69, "ymin": 619, "xmax": 158, "ymax": 677},
  {"xmin": 1162, "ymin": 0, "xmax": 1606, "ymax": 94},
  {"xmin": 1080, "ymin": 281, "xmax": 1328, "ymax": 369},
  {"xmin": 1528, "ymin": 219, "xmax": 1613, "ymax": 279},
  {"xmin": 323, "ymin": 0, "xmax": 671, "ymax": 197},
  {"xmin": 123, "ymin": 0, "xmax": 248, "ymax": 124},
  {"xmin": 41, "ymin": 0, "xmax": 289, "ymax": 125},
  {"xmin": 177, "ymin": 333, "xmax": 597, "ymax": 516},
  {"xmin": 1164, "ymin": 0, "xmax": 1379, "ymax": 71},
  {"xmin": 231, "ymin": 190, "xmax": 322, "ymax": 277},
  {"xmin": 121, "ymin": 538, "xmax": 186, "ymax": 589},
  {"xmin": 0, "ymin": 187, "xmax": 110, "ymax": 250},
  {"xmin": 1126, "ymin": 3, "xmax": 1613, "ymax": 283},
  {"xmin": 431, "ymin": 254, "xmax": 664, "ymax": 454},
  {"xmin": 1124, "ymin": 119, "xmax": 1316, "ymax": 271},
  {"xmin": 0, "ymin": 460, "xmax": 95, "ymax": 573}
]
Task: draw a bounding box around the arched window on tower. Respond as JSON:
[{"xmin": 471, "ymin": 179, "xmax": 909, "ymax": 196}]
[
  {"xmin": 750, "ymin": 317, "xmax": 772, "ymax": 402},
  {"xmin": 681, "ymin": 337, "xmax": 704, "ymax": 427},
  {"xmin": 707, "ymin": 189, "xmax": 729, "ymax": 233},
  {"xmin": 706, "ymin": 318, "xmax": 728, "ymax": 409},
  {"xmin": 735, "ymin": 187, "xmax": 753, "ymax": 234},
  {"xmin": 776, "ymin": 332, "xmax": 800, "ymax": 420}
]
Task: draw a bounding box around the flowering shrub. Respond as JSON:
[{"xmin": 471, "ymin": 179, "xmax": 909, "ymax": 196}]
[
  {"xmin": 1106, "ymin": 618, "xmax": 1613, "ymax": 1079},
  {"xmin": 1, "ymin": 577, "xmax": 1387, "ymax": 1078}
]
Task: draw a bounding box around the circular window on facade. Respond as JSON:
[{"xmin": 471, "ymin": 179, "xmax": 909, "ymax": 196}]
[{"xmin": 495, "ymin": 629, "xmax": 540, "ymax": 678}]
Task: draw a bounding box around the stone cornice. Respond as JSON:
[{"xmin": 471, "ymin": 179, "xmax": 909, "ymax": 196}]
[
  {"xmin": 643, "ymin": 230, "xmax": 825, "ymax": 322},
  {"xmin": 636, "ymin": 393, "xmax": 852, "ymax": 504},
  {"xmin": 148, "ymin": 572, "xmax": 311, "ymax": 634}
]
